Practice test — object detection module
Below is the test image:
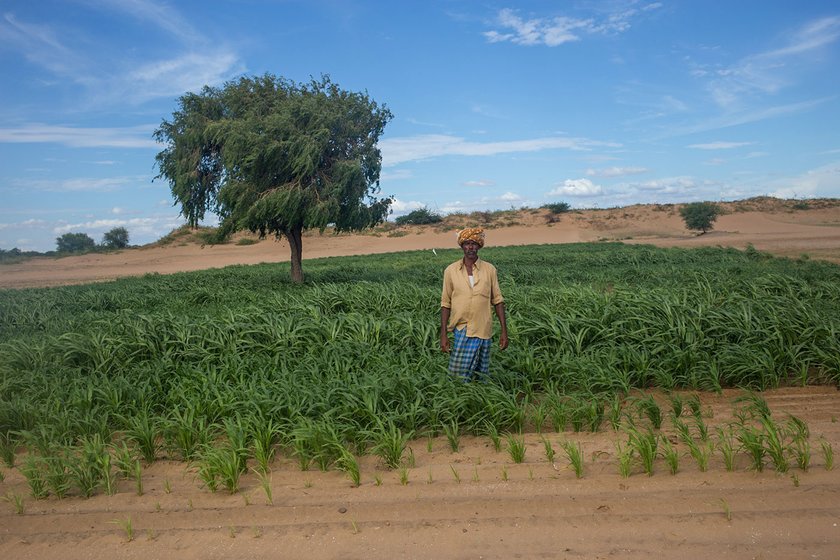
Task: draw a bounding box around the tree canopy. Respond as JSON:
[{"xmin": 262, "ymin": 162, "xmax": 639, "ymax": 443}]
[
  {"xmin": 154, "ymin": 74, "xmax": 393, "ymax": 283},
  {"xmin": 680, "ymin": 201, "xmax": 721, "ymax": 234},
  {"xmin": 56, "ymin": 232, "xmax": 96, "ymax": 253}
]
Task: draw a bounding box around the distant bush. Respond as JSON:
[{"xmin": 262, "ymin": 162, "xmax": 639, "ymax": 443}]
[
  {"xmin": 542, "ymin": 202, "xmax": 571, "ymax": 214},
  {"xmin": 102, "ymin": 227, "xmax": 130, "ymax": 249},
  {"xmin": 395, "ymin": 207, "xmax": 443, "ymax": 226}
]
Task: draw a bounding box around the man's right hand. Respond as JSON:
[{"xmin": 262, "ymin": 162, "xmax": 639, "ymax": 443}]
[{"xmin": 440, "ymin": 334, "xmax": 450, "ymax": 353}]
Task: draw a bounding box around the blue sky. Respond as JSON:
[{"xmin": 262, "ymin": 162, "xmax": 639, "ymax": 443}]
[{"xmin": 1, "ymin": 1, "xmax": 839, "ymax": 252}]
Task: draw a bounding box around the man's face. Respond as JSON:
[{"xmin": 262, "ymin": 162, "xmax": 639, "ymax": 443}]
[{"xmin": 461, "ymin": 240, "xmax": 480, "ymax": 258}]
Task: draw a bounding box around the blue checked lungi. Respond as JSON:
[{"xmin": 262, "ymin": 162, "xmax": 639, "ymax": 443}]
[{"xmin": 448, "ymin": 327, "xmax": 491, "ymax": 381}]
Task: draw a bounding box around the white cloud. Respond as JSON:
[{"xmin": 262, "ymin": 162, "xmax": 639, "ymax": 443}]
[
  {"xmin": 389, "ymin": 199, "xmax": 426, "ymax": 214},
  {"xmin": 380, "ymin": 134, "xmax": 618, "ymax": 166},
  {"xmin": 768, "ymin": 162, "xmax": 840, "ymax": 199},
  {"xmin": 633, "ymin": 176, "xmax": 699, "ymax": 194},
  {"xmin": 547, "ymin": 178, "xmax": 602, "ymax": 197},
  {"xmin": 500, "ymin": 191, "xmax": 521, "ymax": 201},
  {"xmin": 688, "ymin": 141, "xmax": 753, "ymax": 150},
  {"xmin": 586, "ymin": 166, "xmax": 649, "ymax": 177},
  {"xmin": 0, "ymin": 124, "xmax": 159, "ymax": 148}
]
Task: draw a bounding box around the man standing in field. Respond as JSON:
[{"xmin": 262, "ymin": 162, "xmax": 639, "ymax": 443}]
[{"xmin": 440, "ymin": 227, "xmax": 508, "ymax": 380}]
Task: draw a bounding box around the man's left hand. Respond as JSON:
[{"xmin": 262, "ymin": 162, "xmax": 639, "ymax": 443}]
[{"xmin": 499, "ymin": 332, "xmax": 509, "ymax": 350}]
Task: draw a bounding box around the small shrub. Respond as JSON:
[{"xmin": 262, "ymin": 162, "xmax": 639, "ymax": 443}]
[{"xmin": 394, "ymin": 207, "xmax": 443, "ymax": 226}]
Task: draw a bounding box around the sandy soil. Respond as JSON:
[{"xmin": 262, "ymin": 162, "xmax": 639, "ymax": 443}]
[
  {"xmin": 2, "ymin": 200, "xmax": 840, "ymax": 289},
  {"xmin": 1, "ymin": 387, "xmax": 839, "ymax": 559},
  {"xmin": 2, "ymin": 200, "xmax": 840, "ymax": 558}
]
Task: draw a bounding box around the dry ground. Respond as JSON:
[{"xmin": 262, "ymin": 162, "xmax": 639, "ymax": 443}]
[
  {"xmin": 1, "ymin": 198, "xmax": 840, "ymax": 559},
  {"xmin": 2, "ymin": 197, "xmax": 840, "ymax": 289}
]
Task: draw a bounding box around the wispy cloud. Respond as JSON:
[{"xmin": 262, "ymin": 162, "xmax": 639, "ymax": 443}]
[
  {"xmin": 666, "ymin": 97, "xmax": 832, "ymax": 137},
  {"xmin": 688, "ymin": 141, "xmax": 754, "ymax": 150},
  {"xmin": 586, "ymin": 166, "xmax": 649, "ymax": 177},
  {"xmin": 484, "ymin": 3, "xmax": 661, "ymax": 47},
  {"xmin": 0, "ymin": 124, "xmax": 159, "ymax": 148},
  {"xmin": 10, "ymin": 175, "xmax": 150, "ymax": 192},
  {"xmin": 0, "ymin": 2, "xmax": 242, "ymax": 107},
  {"xmin": 707, "ymin": 16, "xmax": 840, "ymax": 107},
  {"xmin": 88, "ymin": 0, "xmax": 204, "ymax": 43},
  {"xmin": 381, "ymin": 134, "xmax": 619, "ymax": 166},
  {"xmin": 463, "ymin": 180, "xmax": 495, "ymax": 187}
]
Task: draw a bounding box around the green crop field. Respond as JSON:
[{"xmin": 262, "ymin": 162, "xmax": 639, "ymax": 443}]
[{"xmin": 1, "ymin": 242, "xmax": 839, "ymax": 494}]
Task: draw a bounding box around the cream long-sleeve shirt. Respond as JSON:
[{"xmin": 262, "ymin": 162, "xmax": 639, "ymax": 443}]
[{"xmin": 440, "ymin": 258, "xmax": 504, "ymax": 340}]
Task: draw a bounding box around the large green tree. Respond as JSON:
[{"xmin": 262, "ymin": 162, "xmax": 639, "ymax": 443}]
[
  {"xmin": 154, "ymin": 74, "xmax": 393, "ymax": 283},
  {"xmin": 679, "ymin": 201, "xmax": 721, "ymax": 234}
]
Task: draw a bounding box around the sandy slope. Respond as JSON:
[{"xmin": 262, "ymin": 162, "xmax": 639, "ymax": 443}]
[
  {"xmin": 2, "ymin": 201, "xmax": 840, "ymax": 289},
  {"xmin": 2, "ymin": 201, "xmax": 840, "ymax": 559}
]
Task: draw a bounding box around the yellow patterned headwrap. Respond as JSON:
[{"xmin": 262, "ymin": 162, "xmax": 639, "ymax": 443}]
[{"xmin": 457, "ymin": 227, "xmax": 485, "ymax": 248}]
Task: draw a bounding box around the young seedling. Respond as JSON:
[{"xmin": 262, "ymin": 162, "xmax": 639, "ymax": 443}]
[
  {"xmin": 530, "ymin": 402, "xmax": 548, "ymax": 434},
  {"xmin": 761, "ymin": 417, "xmax": 789, "ymax": 473},
  {"xmin": 4, "ymin": 492, "xmax": 24, "ymax": 515},
  {"xmin": 399, "ymin": 467, "xmax": 409, "ymax": 485},
  {"xmin": 443, "ymin": 420, "xmax": 460, "ymax": 453},
  {"xmin": 719, "ymin": 498, "xmax": 732, "ymax": 522},
  {"xmin": 687, "ymin": 440, "xmax": 712, "ymax": 472},
  {"xmin": 427, "ymin": 468, "xmax": 433, "ymax": 485},
  {"xmin": 562, "ymin": 441, "xmax": 584, "ymax": 479},
  {"xmin": 660, "ymin": 436, "xmax": 680, "ymax": 475},
  {"xmin": 716, "ymin": 426, "xmax": 737, "ymax": 472},
  {"xmin": 484, "ymin": 421, "xmax": 502, "ymax": 452},
  {"xmin": 253, "ymin": 469, "xmax": 273, "ymax": 504},
  {"xmin": 506, "ymin": 433, "xmax": 526, "ymax": 464},
  {"xmin": 472, "ymin": 465, "xmax": 480, "ymax": 483},
  {"xmin": 373, "ymin": 473, "xmax": 383, "ymax": 486},
  {"xmin": 500, "ymin": 465, "xmax": 509, "ymax": 482},
  {"xmin": 820, "ymin": 439, "xmax": 834, "ymax": 470},
  {"xmin": 669, "ymin": 394, "xmax": 684, "ymax": 418},
  {"xmin": 110, "ymin": 516, "xmax": 134, "ymax": 542},
  {"xmin": 337, "ymin": 449, "xmax": 361, "ymax": 488},
  {"xmin": 542, "ymin": 437, "xmax": 556, "ymax": 464},
  {"xmin": 627, "ymin": 427, "xmax": 658, "ymax": 476},
  {"xmin": 635, "ymin": 394, "xmax": 662, "ymax": 430},
  {"xmin": 615, "ymin": 442, "xmax": 633, "ymax": 478},
  {"xmin": 738, "ymin": 426, "xmax": 765, "ymax": 472},
  {"xmin": 163, "ymin": 478, "xmax": 172, "ymax": 494},
  {"xmin": 134, "ymin": 460, "xmax": 144, "ymax": 496},
  {"xmin": 21, "ymin": 455, "xmax": 48, "ymax": 499},
  {"xmin": 449, "ymin": 464, "xmax": 461, "ymax": 484}
]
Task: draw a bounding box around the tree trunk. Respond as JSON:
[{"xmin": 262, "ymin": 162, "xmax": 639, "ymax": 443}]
[{"xmin": 287, "ymin": 225, "xmax": 304, "ymax": 284}]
